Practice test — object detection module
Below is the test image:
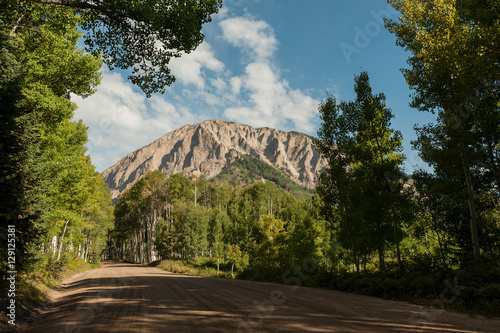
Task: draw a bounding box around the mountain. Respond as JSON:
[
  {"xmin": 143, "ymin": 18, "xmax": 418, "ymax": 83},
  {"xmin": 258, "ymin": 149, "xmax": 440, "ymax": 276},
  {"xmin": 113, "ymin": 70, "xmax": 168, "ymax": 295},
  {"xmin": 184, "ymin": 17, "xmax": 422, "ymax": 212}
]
[{"xmin": 102, "ymin": 119, "xmax": 326, "ymax": 200}]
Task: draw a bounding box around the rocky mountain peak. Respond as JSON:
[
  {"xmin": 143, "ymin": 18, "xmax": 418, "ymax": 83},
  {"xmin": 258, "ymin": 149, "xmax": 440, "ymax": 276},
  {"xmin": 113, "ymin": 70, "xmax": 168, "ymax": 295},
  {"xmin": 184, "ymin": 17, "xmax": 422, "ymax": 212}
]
[{"xmin": 102, "ymin": 119, "xmax": 326, "ymax": 200}]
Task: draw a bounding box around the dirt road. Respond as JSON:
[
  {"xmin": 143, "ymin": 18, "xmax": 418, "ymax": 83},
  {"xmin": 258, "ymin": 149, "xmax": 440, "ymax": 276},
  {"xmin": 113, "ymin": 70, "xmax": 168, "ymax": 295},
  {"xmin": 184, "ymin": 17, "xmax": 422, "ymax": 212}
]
[{"xmin": 27, "ymin": 261, "xmax": 498, "ymax": 332}]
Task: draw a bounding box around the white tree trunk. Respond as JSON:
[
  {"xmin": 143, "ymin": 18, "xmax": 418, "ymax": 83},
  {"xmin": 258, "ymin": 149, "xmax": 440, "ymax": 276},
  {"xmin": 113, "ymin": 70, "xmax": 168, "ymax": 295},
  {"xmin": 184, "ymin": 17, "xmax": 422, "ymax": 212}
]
[
  {"xmin": 57, "ymin": 220, "xmax": 69, "ymax": 261},
  {"xmin": 51, "ymin": 236, "xmax": 58, "ymax": 257}
]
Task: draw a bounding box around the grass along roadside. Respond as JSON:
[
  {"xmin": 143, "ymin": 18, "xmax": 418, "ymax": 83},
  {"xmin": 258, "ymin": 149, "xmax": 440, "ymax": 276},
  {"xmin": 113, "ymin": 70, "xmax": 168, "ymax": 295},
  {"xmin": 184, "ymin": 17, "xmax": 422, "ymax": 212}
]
[
  {"xmin": 153, "ymin": 258, "xmax": 233, "ymax": 279},
  {"xmin": 0, "ymin": 255, "xmax": 101, "ymax": 332}
]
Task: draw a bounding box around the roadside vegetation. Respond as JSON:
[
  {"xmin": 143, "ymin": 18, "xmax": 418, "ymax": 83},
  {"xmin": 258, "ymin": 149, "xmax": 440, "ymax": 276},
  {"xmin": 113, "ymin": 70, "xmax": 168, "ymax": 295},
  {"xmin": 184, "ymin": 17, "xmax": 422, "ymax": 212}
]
[
  {"xmin": 0, "ymin": 255, "xmax": 99, "ymax": 331},
  {"xmin": 1, "ymin": 2, "xmax": 115, "ymax": 322}
]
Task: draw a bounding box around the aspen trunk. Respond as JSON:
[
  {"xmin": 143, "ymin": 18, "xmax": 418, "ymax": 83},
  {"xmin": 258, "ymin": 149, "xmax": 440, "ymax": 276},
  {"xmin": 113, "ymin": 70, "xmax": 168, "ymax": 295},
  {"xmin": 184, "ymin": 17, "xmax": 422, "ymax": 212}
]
[{"xmin": 57, "ymin": 220, "xmax": 69, "ymax": 261}]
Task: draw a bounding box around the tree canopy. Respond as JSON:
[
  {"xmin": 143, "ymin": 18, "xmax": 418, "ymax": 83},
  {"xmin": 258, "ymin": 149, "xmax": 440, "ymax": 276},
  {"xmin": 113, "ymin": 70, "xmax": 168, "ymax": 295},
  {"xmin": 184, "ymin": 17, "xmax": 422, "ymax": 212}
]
[
  {"xmin": 1, "ymin": 0, "xmax": 113, "ymax": 284},
  {"xmin": 386, "ymin": 0, "xmax": 500, "ymax": 262},
  {"xmin": 16, "ymin": 0, "xmax": 223, "ymax": 96}
]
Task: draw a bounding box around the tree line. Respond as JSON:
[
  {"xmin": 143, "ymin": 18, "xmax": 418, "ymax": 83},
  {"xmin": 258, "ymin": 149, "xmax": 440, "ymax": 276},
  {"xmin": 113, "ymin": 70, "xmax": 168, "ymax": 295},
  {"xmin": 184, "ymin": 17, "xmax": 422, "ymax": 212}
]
[{"xmin": 108, "ymin": 171, "xmax": 328, "ymax": 277}]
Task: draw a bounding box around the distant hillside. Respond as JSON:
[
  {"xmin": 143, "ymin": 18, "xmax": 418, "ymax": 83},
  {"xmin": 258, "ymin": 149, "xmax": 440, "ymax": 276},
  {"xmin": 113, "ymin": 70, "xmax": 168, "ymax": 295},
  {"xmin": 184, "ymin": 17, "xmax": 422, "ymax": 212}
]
[{"xmin": 215, "ymin": 155, "xmax": 315, "ymax": 199}]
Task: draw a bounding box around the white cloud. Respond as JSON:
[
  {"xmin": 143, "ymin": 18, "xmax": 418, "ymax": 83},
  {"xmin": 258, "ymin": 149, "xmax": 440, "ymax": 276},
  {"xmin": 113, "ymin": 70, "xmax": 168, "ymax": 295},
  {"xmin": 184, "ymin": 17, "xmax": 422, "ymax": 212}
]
[
  {"xmin": 168, "ymin": 42, "xmax": 225, "ymax": 89},
  {"xmin": 244, "ymin": 62, "xmax": 283, "ymax": 118},
  {"xmin": 279, "ymin": 88, "xmax": 319, "ymax": 133},
  {"xmin": 210, "ymin": 77, "xmax": 227, "ymax": 93},
  {"xmin": 224, "ymin": 106, "xmax": 276, "ymax": 128},
  {"xmin": 216, "ymin": 15, "xmax": 319, "ymax": 133},
  {"xmin": 72, "ymin": 70, "xmax": 198, "ymax": 171},
  {"xmin": 214, "ymin": 6, "xmax": 229, "ymax": 20},
  {"xmin": 219, "ymin": 16, "xmax": 277, "ymax": 60},
  {"xmin": 223, "ymin": 61, "xmax": 319, "ymax": 133},
  {"xmin": 149, "ymin": 96, "xmax": 196, "ymax": 128},
  {"xmin": 230, "ymin": 77, "xmax": 242, "ymax": 95}
]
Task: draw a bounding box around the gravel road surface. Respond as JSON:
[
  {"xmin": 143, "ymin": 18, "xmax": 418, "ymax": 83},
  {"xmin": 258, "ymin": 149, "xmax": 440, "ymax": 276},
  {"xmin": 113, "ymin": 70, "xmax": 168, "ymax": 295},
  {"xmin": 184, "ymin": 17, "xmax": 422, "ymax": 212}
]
[{"xmin": 27, "ymin": 261, "xmax": 499, "ymax": 332}]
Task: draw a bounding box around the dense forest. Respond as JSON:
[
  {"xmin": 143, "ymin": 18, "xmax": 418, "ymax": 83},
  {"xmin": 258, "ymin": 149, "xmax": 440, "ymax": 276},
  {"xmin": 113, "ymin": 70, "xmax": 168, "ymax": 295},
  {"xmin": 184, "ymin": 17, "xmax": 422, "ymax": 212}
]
[
  {"xmin": 109, "ymin": 171, "xmax": 326, "ymax": 271},
  {"xmin": 1, "ymin": 0, "xmax": 499, "ymax": 321}
]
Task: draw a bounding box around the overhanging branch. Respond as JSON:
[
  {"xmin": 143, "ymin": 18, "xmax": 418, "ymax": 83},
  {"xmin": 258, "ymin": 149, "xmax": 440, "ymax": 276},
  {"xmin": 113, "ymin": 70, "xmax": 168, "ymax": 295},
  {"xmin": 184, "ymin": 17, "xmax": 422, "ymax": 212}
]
[
  {"xmin": 27, "ymin": 0, "xmax": 100, "ymax": 10},
  {"xmin": 27, "ymin": 0, "xmax": 136, "ymax": 32}
]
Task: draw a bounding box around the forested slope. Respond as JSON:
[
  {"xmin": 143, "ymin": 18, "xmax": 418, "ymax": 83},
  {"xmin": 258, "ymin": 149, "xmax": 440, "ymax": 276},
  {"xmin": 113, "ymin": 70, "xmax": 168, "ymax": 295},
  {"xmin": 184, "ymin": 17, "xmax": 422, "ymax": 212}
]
[{"xmin": 215, "ymin": 155, "xmax": 315, "ymax": 199}]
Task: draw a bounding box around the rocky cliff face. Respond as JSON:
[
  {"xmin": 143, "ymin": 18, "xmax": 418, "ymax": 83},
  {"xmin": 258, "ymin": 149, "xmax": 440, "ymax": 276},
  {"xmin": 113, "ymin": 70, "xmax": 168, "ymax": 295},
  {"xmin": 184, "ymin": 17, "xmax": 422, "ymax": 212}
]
[{"xmin": 102, "ymin": 119, "xmax": 326, "ymax": 199}]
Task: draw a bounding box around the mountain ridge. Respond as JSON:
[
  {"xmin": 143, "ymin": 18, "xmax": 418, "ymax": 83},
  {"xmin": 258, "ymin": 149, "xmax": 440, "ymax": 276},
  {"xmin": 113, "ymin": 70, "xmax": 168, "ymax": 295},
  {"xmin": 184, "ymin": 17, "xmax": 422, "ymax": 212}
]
[{"xmin": 102, "ymin": 119, "xmax": 326, "ymax": 199}]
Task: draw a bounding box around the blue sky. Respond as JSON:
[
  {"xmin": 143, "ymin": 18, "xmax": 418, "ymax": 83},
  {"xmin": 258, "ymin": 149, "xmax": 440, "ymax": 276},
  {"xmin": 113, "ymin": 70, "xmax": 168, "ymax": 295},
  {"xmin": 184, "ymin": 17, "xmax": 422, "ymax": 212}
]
[{"xmin": 73, "ymin": 0, "xmax": 436, "ymax": 173}]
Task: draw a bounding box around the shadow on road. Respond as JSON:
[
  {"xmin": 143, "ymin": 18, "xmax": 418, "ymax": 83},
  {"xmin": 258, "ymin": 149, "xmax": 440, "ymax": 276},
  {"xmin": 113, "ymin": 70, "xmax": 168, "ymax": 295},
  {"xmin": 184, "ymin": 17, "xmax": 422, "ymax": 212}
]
[{"xmin": 27, "ymin": 261, "xmax": 499, "ymax": 333}]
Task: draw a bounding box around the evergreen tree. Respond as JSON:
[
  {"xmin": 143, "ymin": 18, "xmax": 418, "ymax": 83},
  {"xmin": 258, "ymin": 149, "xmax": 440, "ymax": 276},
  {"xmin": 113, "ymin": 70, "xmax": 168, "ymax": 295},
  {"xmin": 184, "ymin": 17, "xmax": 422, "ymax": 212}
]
[{"xmin": 315, "ymin": 72, "xmax": 409, "ymax": 272}]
